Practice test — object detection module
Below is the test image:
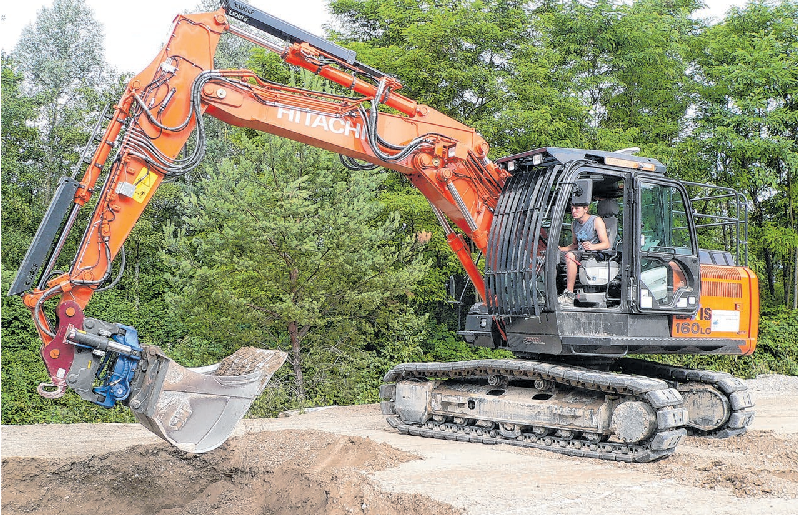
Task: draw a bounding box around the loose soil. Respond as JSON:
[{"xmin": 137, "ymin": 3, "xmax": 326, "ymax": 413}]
[
  {"xmin": 1, "ymin": 430, "xmax": 455, "ymax": 515},
  {"xmin": 2, "ymin": 375, "xmax": 797, "ymax": 515}
]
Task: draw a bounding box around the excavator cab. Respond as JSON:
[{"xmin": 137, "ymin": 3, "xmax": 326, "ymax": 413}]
[
  {"xmin": 555, "ymin": 170, "xmax": 701, "ymax": 314},
  {"xmin": 484, "ymin": 147, "xmax": 696, "ymax": 313},
  {"xmin": 463, "ymin": 147, "xmax": 748, "ymax": 358}
]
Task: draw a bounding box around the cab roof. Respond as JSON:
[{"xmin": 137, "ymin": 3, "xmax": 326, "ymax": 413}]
[{"xmin": 495, "ymin": 147, "xmax": 667, "ymax": 175}]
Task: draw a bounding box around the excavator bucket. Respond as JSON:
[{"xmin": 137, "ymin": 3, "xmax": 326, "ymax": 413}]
[{"xmin": 128, "ymin": 346, "xmax": 287, "ymax": 453}]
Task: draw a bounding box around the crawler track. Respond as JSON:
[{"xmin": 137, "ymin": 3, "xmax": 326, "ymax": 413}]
[
  {"xmin": 380, "ymin": 359, "xmax": 688, "ymax": 463},
  {"xmin": 615, "ymin": 359, "xmax": 755, "ymax": 437}
]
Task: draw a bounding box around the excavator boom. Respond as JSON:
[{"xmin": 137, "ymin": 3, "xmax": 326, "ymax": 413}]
[{"xmin": 9, "ymin": 2, "xmax": 507, "ymax": 452}]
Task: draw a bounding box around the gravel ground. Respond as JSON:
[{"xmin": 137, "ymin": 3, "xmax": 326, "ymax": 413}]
[{"xmin": 746, "ymin": 374, "xmax": 798, "ymax": 393}]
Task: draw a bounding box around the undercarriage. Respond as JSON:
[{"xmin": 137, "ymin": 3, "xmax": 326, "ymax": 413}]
[{"xmin": 380, "ymin": 358, "xmax": 754, "ymax": 462}]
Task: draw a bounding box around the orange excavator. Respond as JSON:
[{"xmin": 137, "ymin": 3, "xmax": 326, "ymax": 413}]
[{"xmin": 9, "ymin": 0, "xmax": 758, "ymax": 461}]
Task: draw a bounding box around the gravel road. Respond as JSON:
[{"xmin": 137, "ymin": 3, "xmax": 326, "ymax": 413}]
[{"xmin": 2, "ymin": 375, "xmax": 797, "ymax": 515}]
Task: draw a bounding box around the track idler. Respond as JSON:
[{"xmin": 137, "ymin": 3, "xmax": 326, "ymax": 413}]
[{"xmin": 615, "ymin": 358, "xmax": 755, "ymax": 437}]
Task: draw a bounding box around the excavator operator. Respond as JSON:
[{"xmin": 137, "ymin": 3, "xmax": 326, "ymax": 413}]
[{"xmin": 558, "ymin": 202, "xmax": 611, "ymax": 307}]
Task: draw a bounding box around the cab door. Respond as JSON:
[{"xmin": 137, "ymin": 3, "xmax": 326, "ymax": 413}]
[{"xmin": 633, "ymin": 179, "xmax": 701, "ymax": 314}]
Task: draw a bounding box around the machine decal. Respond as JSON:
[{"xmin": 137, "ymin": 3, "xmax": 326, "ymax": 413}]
[
  {"xmin": 133, "ymin": 167, "xmax": 158, "ymax": 204},
  {"xmin": 276, "ymin": 107, "xmax": 367, "ymax": 140},
  {"xmin": 711, "ymin": 310, "xmax": 741, "ymax": 333}
]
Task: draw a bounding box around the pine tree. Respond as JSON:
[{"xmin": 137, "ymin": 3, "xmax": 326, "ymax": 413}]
[{"xmin": 164, "ymin": 132, "xmax": 428, "ymax": 404}]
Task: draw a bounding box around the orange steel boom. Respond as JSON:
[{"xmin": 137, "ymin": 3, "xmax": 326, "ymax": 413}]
[{"xmin": 20, "ymin": 7, "xmax": 509, "ymax": 392}]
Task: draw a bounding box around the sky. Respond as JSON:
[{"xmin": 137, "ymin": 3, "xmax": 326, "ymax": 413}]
[
  {"xmin": 0, "ymin": 0, "xmax": 332, "ymax": 73},
  {"xmin": 1, "ymin": 0, "xmax": 750, "ymax": 74}
]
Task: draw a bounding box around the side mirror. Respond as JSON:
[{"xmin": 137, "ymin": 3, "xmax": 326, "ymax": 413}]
[{"xmin": 572, "ymin": 179, "xmax": 593, "ymax": 206}]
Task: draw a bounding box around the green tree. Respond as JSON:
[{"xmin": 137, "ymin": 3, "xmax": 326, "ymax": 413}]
[
  {"xmin": 544, "ymin": 0, "xmax": 702, "ymax": 150},
  {"xmin": 12, "ymin": 0, "xmax": 114, "ymax": 202},
  {"xmin": 330, "ymin": 0, "xmax": 534, "ymax": 135},
  {"xmin": 687, "ymin": 0, "xmax": 798, "ymax": 308},
  {"xmin": 164, "ymin": 132, "xmax": 428, "ymax": 404},
  {"xmin": 1, "ymin": 57, "xmax": 45, "ymax": 264}
]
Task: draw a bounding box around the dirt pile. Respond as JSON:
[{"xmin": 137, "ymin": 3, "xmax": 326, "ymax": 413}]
[
  {"xmin": 648, "ymin": 431, "xmax": 798, "ymax": 499},
  {"xmin": 1, "ymin": 430, "xmax": 460, "ymax": 515}
]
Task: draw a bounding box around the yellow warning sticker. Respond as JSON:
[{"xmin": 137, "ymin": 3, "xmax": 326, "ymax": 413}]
[{"xmin": 133, "ymin": 167, "xmax": 157, "ymax": 203}]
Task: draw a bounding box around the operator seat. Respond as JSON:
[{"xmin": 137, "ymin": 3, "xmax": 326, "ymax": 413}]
[
  {"xmin": 576, "ymin": 199, "xmax": 621, "ymax": 307},
  {"xmin": 597, "ymin": 198, "xmax": 619, "ymax": 250}
]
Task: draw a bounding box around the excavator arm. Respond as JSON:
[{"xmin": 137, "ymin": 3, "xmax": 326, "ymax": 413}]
[{"xmin": 9, "ymin": 2, "xmax": 508, "ymax": 452}]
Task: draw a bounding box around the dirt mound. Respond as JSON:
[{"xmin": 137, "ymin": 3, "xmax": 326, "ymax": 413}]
[
  {"xmin": 645, "ymin": 430, "xmax": 797, "ymax": 499},
  {"xmin": 1, "ymin": 430, "xmax": 460, "ymax": 515}
]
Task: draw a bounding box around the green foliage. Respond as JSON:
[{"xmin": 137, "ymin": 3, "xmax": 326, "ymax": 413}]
[
  {"xmin": 248, "ymin": 48, "xmax": 292, "ymax": 84},
  {"xmin": 1, "ymin": 57, "xmax": 45, "ymax": 264},
  {"xmin": 331, "ymin": 0, "xmax": 527, "ymax": 123},
  {"xmin": 544, "ymin": 0, "xmax": 703, "ymax": 148},
  {"xmin": 421, "ymin": 322, "xmax": 513, "ymax": 362},
  {"xmin": 752, "ymin": 308, "xmax": 799, "ymax": 376},
  {"xmin": 377, "ymin": 176, "xmax": 466, "ymax": 320},
  {"xmin": 686, "ymin": 0, "xmax": 798, "ymax": 307},
  {"xmin": 164, "ymin": 130, "xmax": 429, "ymax": 405},
  {"xmin": 12, "ymin": 0, "xmax": 116, "ymax": 205}
]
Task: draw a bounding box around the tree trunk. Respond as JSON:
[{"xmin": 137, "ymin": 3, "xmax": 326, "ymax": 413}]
[
  {"xmin": 753, "ymin": 205, "xmax": 776, "ymax": 298},
  {"xmin": 765, "ymin": 249, "xmax": 776, "ymax": 298},
  {"xmin": 784, "ymin": 253, "xmax": 796, "ymax": 308},
  {"xmin": 785, "ymin": 160, "xmax": 797, "ymax": 309},
  {"xmin": 288, "ymin": 320, "xmax": 305, "ymax": 402}
]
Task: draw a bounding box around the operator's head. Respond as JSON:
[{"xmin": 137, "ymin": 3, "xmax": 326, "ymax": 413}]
[{"xmin": 570, "ymin": 202, "xmax": 589, "ymax": 218}]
